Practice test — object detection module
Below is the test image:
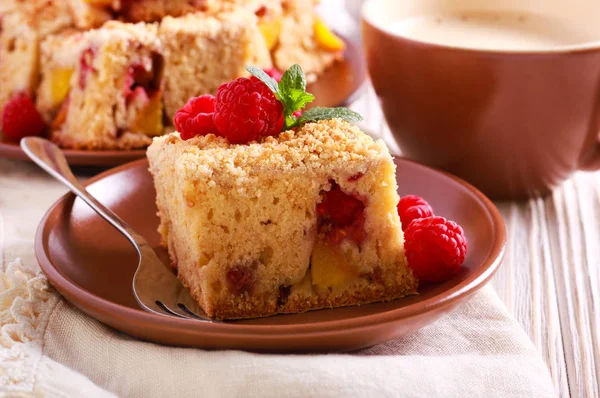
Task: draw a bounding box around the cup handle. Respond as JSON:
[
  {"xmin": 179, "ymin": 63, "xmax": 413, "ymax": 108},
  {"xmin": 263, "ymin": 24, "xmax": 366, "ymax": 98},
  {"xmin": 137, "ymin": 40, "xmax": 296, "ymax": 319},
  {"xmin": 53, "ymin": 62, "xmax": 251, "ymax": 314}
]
[{"xmin": 579, "ymin": 135, "xmax": 600, "ymax": 171}]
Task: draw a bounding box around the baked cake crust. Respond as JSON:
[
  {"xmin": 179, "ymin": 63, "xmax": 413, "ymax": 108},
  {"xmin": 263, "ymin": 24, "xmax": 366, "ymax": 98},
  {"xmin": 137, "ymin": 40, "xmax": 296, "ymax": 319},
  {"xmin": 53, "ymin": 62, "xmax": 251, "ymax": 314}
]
[{"xmin": 148, "ymin": 119, "xmax": 418, "ymax": 319}]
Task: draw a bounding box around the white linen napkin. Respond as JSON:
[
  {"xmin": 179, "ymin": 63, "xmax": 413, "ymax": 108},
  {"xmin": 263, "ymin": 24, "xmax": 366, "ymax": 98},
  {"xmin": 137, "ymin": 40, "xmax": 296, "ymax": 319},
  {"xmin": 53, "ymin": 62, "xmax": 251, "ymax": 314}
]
[{"xmin": 0, "ymin": 159, "xmax": 556, "ymax": 398}]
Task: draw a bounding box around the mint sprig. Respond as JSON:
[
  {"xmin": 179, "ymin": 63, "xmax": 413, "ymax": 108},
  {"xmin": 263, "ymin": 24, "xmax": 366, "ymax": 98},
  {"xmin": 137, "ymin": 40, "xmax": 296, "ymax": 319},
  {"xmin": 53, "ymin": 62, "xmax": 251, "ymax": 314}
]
[
  {"xmin": 298, "ymin": 107, "xmax": 362, "ymax": 125},
  {"xmin": 246, "ymin": 64, "xmax": 362, "ymax": 130}
]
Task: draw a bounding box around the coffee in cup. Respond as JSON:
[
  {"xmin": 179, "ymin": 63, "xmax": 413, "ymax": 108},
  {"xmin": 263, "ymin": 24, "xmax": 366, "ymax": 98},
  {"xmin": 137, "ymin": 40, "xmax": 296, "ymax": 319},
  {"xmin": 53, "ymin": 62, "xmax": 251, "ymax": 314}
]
[{"xmin": 362, "ymin": 0, "xmax": 600, "ymax": 199}]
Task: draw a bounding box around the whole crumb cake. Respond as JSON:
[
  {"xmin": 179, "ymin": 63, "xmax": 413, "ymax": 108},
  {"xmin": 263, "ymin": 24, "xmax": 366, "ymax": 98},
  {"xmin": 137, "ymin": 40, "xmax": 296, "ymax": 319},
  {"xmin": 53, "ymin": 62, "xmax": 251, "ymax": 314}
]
[
  {"xmin": 147, "ymin": 119, "xmax": 418, "ymax": 319},
  {"xmin": 159, "ymin": 10, "xmax": 272, "ymax": 120},
  {"xmin": 49, "ymin": 21, "xmax": 165, "ymax": 149}
]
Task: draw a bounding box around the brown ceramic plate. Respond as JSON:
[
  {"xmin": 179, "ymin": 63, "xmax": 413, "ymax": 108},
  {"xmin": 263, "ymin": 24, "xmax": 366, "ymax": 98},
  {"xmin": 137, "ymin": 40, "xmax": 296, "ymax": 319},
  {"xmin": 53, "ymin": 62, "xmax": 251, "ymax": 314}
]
[
  {"xmin": 35, "ymin": 156, "xmax": 505, "ymax": 353},
  {"xmin": 0, "ymin": 36, "xmax": 366, "ymax": 167}
]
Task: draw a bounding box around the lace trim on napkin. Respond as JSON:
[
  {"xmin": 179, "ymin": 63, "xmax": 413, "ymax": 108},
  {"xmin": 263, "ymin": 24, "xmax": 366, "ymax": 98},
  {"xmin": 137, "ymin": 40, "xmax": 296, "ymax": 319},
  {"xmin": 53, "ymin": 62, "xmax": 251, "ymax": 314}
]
[{"xmin": 0, "ymin": 258, "xmax": 59, "ymax": 391}]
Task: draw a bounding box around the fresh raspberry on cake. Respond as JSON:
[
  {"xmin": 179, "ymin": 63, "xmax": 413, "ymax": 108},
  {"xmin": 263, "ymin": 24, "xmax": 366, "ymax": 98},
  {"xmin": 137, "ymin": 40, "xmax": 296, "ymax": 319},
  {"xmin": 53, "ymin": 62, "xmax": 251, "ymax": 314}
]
[
  {"xmin": 214, "ymin": 77, "xmax": 284, "ymax": 144},
  {"xmin": 397, "ymin": 195, "xmax": 434, "ymax": 231},
  {"xmin": 1, "ymin": 94, "xmax": 45, "ymax": 140},
  {"xmin": 173, "ymin": 95, "xmax": 218, "ymax": 140},
  {"xmin": 404, "ymin": 216, "xmax": 467, "ymax": 283}
]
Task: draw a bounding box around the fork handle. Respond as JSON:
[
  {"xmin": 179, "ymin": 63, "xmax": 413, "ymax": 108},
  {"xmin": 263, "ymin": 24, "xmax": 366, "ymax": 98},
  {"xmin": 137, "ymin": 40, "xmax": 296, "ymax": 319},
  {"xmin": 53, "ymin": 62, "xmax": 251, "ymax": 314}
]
[{"xmin": 21, "ymin": 137, "xmax": 145, "ymax": 248}]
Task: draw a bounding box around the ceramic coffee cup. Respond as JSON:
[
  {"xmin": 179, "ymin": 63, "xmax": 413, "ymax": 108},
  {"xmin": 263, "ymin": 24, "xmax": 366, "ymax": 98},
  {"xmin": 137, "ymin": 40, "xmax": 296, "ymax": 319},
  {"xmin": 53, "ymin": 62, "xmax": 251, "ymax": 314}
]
[{"xmin": 361, "ymin": 0, "xmax": 600, "ymax": 199}]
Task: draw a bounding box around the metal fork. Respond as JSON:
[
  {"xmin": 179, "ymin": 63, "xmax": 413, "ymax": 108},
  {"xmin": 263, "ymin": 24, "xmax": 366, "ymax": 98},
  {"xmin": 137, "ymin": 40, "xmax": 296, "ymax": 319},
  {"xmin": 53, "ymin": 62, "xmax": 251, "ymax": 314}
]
[{"xmin": 21, "ymin": 137, "xmax": 214, "ymax": 321}]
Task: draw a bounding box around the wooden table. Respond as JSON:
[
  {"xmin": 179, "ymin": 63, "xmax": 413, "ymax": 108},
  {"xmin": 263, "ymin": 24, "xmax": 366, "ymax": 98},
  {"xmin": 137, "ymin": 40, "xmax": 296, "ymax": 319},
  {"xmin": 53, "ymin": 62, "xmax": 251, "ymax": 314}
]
[{"xmin": 351, "ymin": 85, "xmax": 600, "ymax": 397}]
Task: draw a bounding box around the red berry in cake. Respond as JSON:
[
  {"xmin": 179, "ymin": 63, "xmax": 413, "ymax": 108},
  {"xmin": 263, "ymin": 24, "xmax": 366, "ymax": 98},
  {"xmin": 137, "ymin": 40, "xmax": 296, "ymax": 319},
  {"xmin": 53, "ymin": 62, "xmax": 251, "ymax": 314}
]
[
  {"xmin": 79, "ymin": 47, "xmax": 96, "ymax": 89},
  {"xmin": 404, "ymin": 216, "xmax": 467, "ymax": 283},
  {"xmin": 1, "ymin": 93, "xmax": 45, "ymax": 141},
  {"xmin": 214, "ymin": 77, "xmax": 284, "ymax": 144},
  {"xmin": 317, "ymin": 184, "xmax": 365, "ymax": 227},
  {"xmin": 397, "ymin": 195, "xmax": 434, "ymax": 231},
  {"xmin": 173, "ymin": 94, "xmax": 218, "ymax": 140}
]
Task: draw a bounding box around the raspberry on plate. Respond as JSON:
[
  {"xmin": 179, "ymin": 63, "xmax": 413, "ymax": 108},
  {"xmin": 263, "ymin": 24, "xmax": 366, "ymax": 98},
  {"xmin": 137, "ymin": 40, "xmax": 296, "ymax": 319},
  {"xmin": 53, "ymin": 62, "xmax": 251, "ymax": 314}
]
[
  {"xmin": 404, "ymin": 216, "xmax": 467, "ymax": 283},
  {"xmin": 173, "ymin": 95, "xmax": 218, "ymax": 140},
  {"xmin": 1, "ymin": 93, "xmax": 46, "ymax": 141},
  {"xmin": 214, "ymin": 77, "xmax": 284, "ymax": 144},
  {"xmin": 397, "ymin": 194, "xmax": 434, "ymax": 231}
]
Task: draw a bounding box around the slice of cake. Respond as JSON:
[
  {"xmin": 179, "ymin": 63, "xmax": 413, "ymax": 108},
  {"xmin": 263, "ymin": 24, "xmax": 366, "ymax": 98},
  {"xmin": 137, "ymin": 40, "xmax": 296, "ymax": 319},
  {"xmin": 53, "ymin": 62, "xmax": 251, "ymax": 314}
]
[
  {"xmin": 273, "ymin": 0, "xmax": 343, "ymax": 80},
  {"xmin": 148, "ymin": 119, "xmax": 417, "ymax": 319},
  {"xmin": 0, "ymin": 13, "xmax": 40, "ymax": 120},
  {"xmin": 159, "ymin": 10, "xmax": 272, "ymax": 120},
  {"xmin": 49, "ymin": 21, "xmax": 165, "ymax": 149}
]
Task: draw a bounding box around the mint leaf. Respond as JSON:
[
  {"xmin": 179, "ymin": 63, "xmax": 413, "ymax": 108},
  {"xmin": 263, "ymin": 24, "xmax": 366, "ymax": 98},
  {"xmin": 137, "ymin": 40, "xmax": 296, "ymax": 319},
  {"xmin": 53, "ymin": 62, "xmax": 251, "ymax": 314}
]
[
  {"xmin": 246, "ymin": 64, "xmax": 362, "ymax": 131},
  {"xmin": 298, "ymin": 107, "xmax": 363, "ymax": 125},
  {"xmin": 277, "ymin": 64, "xmax": 315, "ymax": 129},
  {"xmin": 279, "ymin": 64, "xmax": 306, "ymax": 93},
  {"xmin": 246, "ymin": 66, "xmax": 280, "ymax": 97}
]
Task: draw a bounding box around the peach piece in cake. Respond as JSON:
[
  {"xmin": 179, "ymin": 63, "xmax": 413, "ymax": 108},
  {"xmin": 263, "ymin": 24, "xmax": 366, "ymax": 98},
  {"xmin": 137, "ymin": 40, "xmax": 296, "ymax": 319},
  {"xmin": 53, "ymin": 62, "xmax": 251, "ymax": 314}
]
[
  {"xmin": 147, "ymin": 119, "xmax": 417, "ymax": 320},
  {"xmin": 36, "ymin": 30, "xmax": 86, "ymax": 124},
  {"xmin": 49, "ymin": 21, "xmax": 165, "ymax": 149},
  {"xmin": 159, "ymin": 10, "xmax": 272, "ymax": 120}
]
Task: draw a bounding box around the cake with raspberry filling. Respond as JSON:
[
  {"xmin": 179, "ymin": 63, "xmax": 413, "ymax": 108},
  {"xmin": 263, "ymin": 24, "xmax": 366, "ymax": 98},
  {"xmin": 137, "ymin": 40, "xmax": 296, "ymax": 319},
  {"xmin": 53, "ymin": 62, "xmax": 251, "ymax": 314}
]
[
  {"xmin": 159, "ymin": 10, "xmax": 272, "ymax": 120},
  {"xmin": 147, "ymin": 117, "xmax": 418, "ymax": 319},
  {"xmin": 49, "ymin": 21, "xmax": 165, "ymax": 149}
]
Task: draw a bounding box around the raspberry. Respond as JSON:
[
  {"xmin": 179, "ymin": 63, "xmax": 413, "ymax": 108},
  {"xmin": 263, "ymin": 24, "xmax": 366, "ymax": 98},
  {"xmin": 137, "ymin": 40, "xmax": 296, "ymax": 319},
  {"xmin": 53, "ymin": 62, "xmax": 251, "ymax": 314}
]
[
  {"xmin": 1, "ymin": 93, "xmax": 45, "ymax": 141},
  {"xmin": 173, "ymin": 95, "xmax": 218, "ymax": 140},
  {"xmin": 397, "ymin": 195, "xmax": 434, "ymax": 231},
  {"xmin": 317, "ymin": 184, "xmax": 365, "ymax": 227},
  {"xmin": 404, "ymin": 216, "xmax": 467, "ymax": 283},
  {"xmin": 214, "ymin": 77, "xmax": 284, "ymax": 144}
]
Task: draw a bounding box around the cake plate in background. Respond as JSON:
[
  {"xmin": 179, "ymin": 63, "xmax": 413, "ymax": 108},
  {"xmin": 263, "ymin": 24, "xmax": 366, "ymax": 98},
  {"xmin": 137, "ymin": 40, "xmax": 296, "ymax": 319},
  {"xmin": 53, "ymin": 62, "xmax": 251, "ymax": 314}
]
[{"xmin": 0, "ymin": 36, "xmax": 366, "ymax": 167}]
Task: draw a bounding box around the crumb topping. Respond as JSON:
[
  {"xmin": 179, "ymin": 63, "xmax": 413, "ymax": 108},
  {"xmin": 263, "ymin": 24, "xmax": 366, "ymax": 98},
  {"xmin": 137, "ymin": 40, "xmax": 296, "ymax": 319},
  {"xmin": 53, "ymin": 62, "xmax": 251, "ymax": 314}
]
[{"xmin": 151, "ymin": 119, "xmax": 388, "ymax": 188}]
